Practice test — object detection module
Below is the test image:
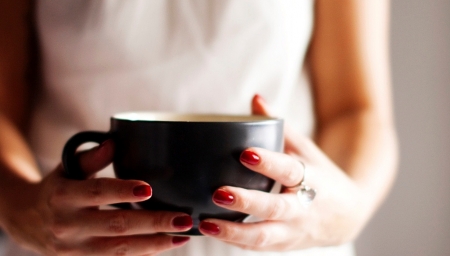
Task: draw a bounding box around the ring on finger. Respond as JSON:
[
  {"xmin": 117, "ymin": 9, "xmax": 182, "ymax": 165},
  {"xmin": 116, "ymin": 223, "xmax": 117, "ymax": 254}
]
[{"xmin": 286, "ymin": 161, "xmax": 316, "ymax": 207}]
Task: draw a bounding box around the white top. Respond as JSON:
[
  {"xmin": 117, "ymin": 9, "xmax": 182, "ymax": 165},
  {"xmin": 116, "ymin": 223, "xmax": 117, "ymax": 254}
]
[{"xmin": 4, "ymin": 1, "xmax": 354, "ymax": 255}]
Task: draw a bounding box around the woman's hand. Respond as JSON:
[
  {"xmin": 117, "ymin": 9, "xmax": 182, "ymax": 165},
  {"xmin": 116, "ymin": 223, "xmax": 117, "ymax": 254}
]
[
  {"xmin": 197, "ymin": 95, "xmax": 368, "ymax": 251},
  {"xmin": 1, "ymin": 140, "xmax": 193, "ymax": 256}
]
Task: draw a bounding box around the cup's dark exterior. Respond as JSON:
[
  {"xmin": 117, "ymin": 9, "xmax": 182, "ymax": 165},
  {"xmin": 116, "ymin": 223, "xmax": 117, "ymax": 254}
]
[{"xmin": 63, "ymin": 115, "xmax": 283, "ymax": 236}]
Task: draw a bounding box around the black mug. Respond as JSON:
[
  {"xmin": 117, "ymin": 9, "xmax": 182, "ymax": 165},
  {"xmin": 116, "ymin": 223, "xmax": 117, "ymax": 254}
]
[{"xmin": 62, "ymin": 112, "xmax": 283, "ymax": 235}]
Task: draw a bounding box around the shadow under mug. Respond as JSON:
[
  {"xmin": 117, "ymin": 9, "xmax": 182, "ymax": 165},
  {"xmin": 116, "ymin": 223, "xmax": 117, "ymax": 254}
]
[{"xmin": 62, "ymin": 112, "xmax": 284, "ymax": 235}]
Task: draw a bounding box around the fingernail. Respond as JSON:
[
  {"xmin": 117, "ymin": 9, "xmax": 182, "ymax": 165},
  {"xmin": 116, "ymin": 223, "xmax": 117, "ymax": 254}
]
[
  {"xmin": 172, "ymin": 236, "xmax": 190, "ymax": 245},
  {"xmin": 240, "ymin": 150, "xmax": 260, "ymax": 165},
  {"xmin": 199, "ymin": 222, "xmax": 220, "ymax": 235},
  {"xmin": 213, "ymin": 189, "xmax": 234, "ymax": 205},
  {"xmin": 172, "ymin": 216, "xmax": 193, "ymax": 230},
  {"xmin": 133, "ymin": 185, "xmax": 152, "ymax": 197}
]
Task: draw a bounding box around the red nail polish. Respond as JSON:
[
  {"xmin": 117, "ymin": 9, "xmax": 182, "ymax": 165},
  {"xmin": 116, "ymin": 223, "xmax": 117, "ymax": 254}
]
[
  {"xmin": 133, "ymin": 185, "xmax": 152, "ymax": 197},
  {"xmin": 172, "ymin": 216, "xmax": 193, "ymax": 229},
  {"xmin": 240, "ymin": 150, "xmax": 260, "ymax": 165},
  {"xmin": 199, "ymin": 222, "xmax": 220, "ymax": 235},
  {"xmin": 172, "ymin": 236, "xmax": 190, "ymax": 245},
  {"xmin": 213, "ymin": 189, "xmax": 234, "ymax": 205}
]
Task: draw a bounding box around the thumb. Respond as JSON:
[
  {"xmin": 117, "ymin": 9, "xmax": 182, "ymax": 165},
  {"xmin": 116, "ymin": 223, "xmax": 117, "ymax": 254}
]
[
  {"xmin": 250, "ymin": 94, "xmax": 303, "ymax": 156},
  {"xmin": 75, "ymin": 139, "xmax": 115, "ymax": 178},
  {"xmin": 251, "ymin": 94, "xmax": 275, "ymax": 116}
]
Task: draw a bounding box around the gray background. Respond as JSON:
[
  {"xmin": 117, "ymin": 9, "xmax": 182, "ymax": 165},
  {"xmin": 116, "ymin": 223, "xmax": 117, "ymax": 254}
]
[{"xmin": 355, "ymin": 0, "xmax": 450, "ymax": 255}]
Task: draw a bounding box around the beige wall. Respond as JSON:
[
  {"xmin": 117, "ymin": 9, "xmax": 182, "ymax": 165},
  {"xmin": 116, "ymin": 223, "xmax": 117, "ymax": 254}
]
[{"xmin": 355, "ymin": 1, "xmax": 450, "ymax": 255}]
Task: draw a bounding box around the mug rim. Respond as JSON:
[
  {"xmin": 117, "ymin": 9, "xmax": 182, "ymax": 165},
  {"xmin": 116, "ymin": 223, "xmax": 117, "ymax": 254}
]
[{"xmin": 112, "ymin": 111, "xmax": 281, "ymax": 123}]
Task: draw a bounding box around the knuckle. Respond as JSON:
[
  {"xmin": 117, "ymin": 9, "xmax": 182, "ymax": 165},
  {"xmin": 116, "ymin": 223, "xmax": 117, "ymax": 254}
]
[
  {"xmin": 221, "ymin": 225, "xmax": 240, "ymax": 241},
  {"xmin": 54, "ymin": 182, "xmax": 69, "ymax": 198},
  {"xmin": 50, "ymin": 219, "xmax": 74, "ymax": 239},
  {"xmin": 254, "ymin": 230, "xmax": 270, "ymax": 248},
  {"xmin": 49, "ymin": 223, "xmax": 64, "ymax": 238},
  {"xmin": 52, "ymin": 245, "xmax": 75, "ymax": 256},
  {"xmin": 48, "ymin": 182, "xmax": 69, "ymax": 207},
  {"xmin": 47, "ymin": 194, "xmax": 59, "ymax": 209},
  {"xmin": 241, "ymin": 245, "xmax": 256, "ymax": 251},
  {"xmin": 152, "ymin": 235, "xmax": 175, "ymax": 252},
  {"xmin": 87, "ymin": 179, "xmax": 105, "ymax": 203},
  {"xmin": 108, "ymin": 212, "xmax": 130, "ymax": 234},
  {"xmin": 43, "ymin": 241, "xmax": 59, "ymax": 256},
  {"xmin": 150, "ymin": 212, "xmax": 169, "ymax": 232},
  {"xmin": 111, "ymin": 239, "xmax": 130, "ymax": 256},
  {"xmin": 115, "ymin": 184, "xmax": 131, "ymax": 200}
]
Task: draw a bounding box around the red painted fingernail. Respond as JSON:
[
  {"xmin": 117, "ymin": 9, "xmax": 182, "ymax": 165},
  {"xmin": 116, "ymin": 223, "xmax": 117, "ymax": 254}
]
[
  {"xmin": 213, "ymin": 189, "xmax": 234, "ymax": 205},
  {"xmin": 240, "ymin": 150, "xmax": 260, "ymax": 165},
  {"xmin": 172, "ymin": 236, "xmax": 190, "ymax": 245},
  {"xmin": 172, "ymin": 216, "xmax": 193, "ymax": 230},
  {"xmin": 199, "ymin": 222, "xmax": 220, "ymax": 235},
  {"xmin": 133, "ymin": 185, "xmax": 152, "ymax": 197}
]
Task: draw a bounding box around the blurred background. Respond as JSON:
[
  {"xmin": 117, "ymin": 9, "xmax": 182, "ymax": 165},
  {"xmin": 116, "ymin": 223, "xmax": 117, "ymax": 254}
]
[
  {"xmin": 1, "ymin": 1, "xmax": 449, "ymax": 256},
  {"xmin": 355, "ymin": 0, "xmax": 450, "ymax": 255}
]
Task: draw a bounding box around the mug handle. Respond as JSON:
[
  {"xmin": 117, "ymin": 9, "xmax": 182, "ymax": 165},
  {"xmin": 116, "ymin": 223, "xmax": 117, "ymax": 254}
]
[{"xmin": 62, "ymin": 131, "xmax": 111, "ymax": 180}]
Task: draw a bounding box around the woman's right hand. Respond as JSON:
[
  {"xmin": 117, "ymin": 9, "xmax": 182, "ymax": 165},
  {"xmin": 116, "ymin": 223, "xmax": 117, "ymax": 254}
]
[{"xmin": 1, "ymin": 140, "xmax": 193, "ymax": 256}]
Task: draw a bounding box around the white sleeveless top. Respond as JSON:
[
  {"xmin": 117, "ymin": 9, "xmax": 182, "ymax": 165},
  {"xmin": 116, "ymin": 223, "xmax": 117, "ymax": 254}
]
[{"xmin": 4, "ymin": 1, "xmax": 354, "ymax": 255}]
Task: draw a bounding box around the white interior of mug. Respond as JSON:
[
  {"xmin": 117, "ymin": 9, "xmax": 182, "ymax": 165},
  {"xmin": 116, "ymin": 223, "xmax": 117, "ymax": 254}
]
[{"xmin": 113, "ymin": 112, "xmax": 279, "ymax": 122}]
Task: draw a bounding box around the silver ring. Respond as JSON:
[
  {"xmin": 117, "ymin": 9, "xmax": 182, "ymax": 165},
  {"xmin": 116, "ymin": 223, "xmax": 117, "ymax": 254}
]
[
  {"xmin": 286, "ymin": 161, "xmax": 307, "ymax": 189},
  {"xmin": 288, "ymin": 161, "xmax": 316, "ymax": 207}
]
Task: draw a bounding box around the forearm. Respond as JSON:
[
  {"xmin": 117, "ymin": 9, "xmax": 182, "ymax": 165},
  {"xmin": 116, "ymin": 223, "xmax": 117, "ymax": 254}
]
[
  {"xmin": 316, "ymin": 109, "xmax": 398, "ymax": 216},
  {"xmin": 0, "ymin": 0, "xmax": 39, "ymax": 220},
  {"xmin": 0, "ymin": 113, "xmax": 42, "ymax": 226},
  {"xmin": 309, "ymin": 0, "xmax": 396, "ymax": 212},
  {"xmin": 0, "ymin": 112, "xmax": 41, "ymax": 181}
]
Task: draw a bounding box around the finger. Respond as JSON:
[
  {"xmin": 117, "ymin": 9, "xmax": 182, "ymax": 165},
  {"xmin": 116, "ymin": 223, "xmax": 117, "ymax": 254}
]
[
  {"xmin": 199, "ymin": 219, "xmax": 287, "ymax": 250},
  {"xmin": 78, "ymin": 234, "xmax": 190, "ymax": 256},
  {"xmin": 251, "ymin": 94, "xmax": 275, "ymax": 116},
  {"xmin": 251, "ymin": 94, "xmax": 313, "ymax": 157},
  {"xmin": 70, "ymin": 210, "xmax": 193, "ymax": 237},
  {"xmin": 212, "ymin": 187, "xmax": 301, "ymax": 221},
  {"xmin": 240, "ymin": 147, "xmax": 305, "ymax": 187},
  {"xmin": 77, "ymin": 139, "xmax": 115, "ymax": 177},
  {"xmin": 51, "ymin": 178, "xmax": 152, "ymax": 208}
]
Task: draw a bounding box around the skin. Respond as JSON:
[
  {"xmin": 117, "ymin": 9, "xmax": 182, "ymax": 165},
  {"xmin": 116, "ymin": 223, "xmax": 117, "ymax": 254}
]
[
  {"xmin": 198, "ymin": 0, "xmax": 398, "ymax": 250},
  {"xmin": 1, "ymin": 1, "xmax": 193, "ymax": 255},
  {"xmin": 0, "ymin": 0, "xmax": 397, "ymax": 255}
]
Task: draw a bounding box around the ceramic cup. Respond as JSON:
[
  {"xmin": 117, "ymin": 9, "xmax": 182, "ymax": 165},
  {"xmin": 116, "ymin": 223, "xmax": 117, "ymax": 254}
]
[{"xmin": 62, "ymin": 112, "xmax": 283, "ymax": 235}]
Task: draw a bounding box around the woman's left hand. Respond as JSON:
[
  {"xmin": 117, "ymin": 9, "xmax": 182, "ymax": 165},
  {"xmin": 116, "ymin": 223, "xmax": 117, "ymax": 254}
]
[{"xmin": 198, "ymin": 95, "xmax": 369, "ymax": 251}]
